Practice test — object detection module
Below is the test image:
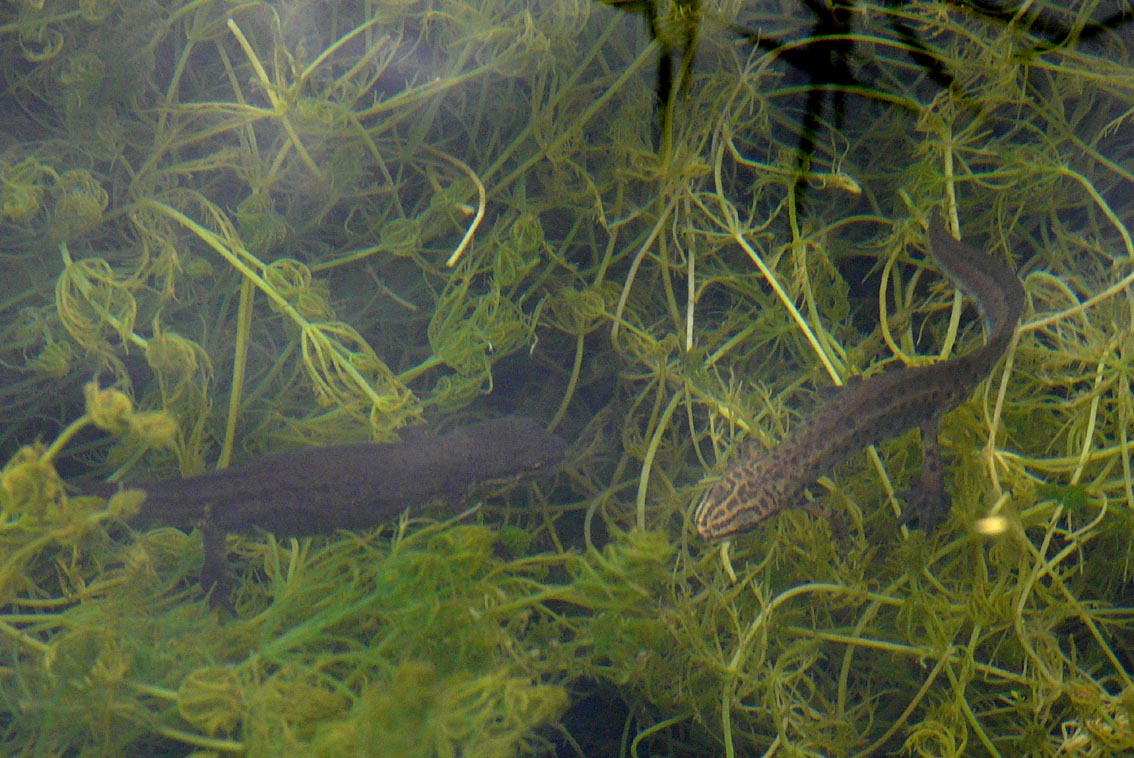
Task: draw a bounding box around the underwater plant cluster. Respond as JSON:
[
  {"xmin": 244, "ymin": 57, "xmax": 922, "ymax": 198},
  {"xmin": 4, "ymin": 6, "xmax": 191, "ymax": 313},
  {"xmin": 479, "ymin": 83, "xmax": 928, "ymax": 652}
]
[{"xmin": 2, "ymin": 0, "xmax": 1134, "ymax": 755}]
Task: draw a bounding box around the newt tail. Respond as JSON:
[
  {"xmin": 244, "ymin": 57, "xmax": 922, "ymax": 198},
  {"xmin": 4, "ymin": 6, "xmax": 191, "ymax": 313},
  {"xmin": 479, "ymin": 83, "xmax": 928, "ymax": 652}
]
[{"xmin": 694, "ymin": 216, "xmax": 1025, "ymax": 541}]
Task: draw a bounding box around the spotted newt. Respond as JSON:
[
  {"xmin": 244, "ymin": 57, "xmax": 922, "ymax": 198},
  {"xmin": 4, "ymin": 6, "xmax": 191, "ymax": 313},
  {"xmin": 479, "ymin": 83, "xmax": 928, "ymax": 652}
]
[
  {"xmin": 96, "ymin": 416, "xmax": 566, "ymax": 594},
  {"xmin": 694, "ymin": 216, "xmax": 1026, "ymax": 541}
]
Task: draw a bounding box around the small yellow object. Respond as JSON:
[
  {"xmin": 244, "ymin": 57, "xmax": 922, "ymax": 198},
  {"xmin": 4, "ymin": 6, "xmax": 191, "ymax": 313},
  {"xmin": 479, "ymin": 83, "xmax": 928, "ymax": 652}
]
[
  {"xmin": 129, "ymin": 411, "xmax": 178, "ymax": 449},
  {"xmin": 84, "ymin": 382, "xmax": 133, "ymax": 433},
  {"xmin": 107, "ymin": 489, "xmax": 146, "ymax": 520},
  {"xmin": 974, "ymin": 515, "xmax": 1009, "ymax": 536},
  {"xmin": 0, "ymin": 445, "xmax": 60, "ymax": 519}
]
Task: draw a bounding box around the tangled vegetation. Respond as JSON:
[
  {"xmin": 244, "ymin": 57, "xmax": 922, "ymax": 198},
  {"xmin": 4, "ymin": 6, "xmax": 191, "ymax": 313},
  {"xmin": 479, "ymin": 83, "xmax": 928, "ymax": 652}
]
[{"xmin": 2, "ymin": 0, "xmax": 1134, "ymax": 755}]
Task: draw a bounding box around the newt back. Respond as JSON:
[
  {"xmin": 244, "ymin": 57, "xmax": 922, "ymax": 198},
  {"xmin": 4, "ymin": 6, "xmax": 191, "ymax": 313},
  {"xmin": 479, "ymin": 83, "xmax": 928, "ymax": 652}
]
[
  {"xmin": 120, "ymin": 416, "xmax": 566, "ymax": 535},
  {"xmin": 694, "ymin": 217, "xmax": 1025, "ymax": 541}
]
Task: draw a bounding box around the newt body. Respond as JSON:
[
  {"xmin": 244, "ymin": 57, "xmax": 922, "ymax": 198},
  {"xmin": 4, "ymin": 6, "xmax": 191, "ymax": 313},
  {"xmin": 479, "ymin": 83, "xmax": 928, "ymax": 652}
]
[
  {"xmin": 694, "ymin": 217, "xmax": 1025, "ymax": 540},
  {"xmin": 98, "ymin": 417, "xmax": 566, "ymax": 596},
  {"xmin": 119, "ymin": 416, "xmax": 565, "ymax": 535}
]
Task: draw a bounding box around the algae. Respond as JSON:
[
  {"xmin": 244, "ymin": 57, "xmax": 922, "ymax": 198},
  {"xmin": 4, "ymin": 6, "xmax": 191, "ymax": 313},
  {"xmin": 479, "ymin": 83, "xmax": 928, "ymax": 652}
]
[{"xmin": 2, "ymin": 0, "xmax": 1134, "ymax": 755}]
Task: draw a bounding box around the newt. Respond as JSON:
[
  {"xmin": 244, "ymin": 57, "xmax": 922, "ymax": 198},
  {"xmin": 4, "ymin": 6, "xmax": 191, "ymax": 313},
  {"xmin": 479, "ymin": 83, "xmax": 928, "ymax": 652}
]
[
  {"xmin": 95, "ymin": 416, "xmax": 566, "ymax": 594},
  {"xmin": 694, "ymin": 216, "xmax": 1026, "ymax": 541}
]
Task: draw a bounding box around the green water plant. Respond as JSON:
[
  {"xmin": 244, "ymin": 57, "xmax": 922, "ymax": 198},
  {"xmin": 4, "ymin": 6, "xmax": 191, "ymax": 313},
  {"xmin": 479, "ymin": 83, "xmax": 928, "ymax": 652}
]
[{"xmin": 2, "ymin": 0, "xmax": 1134, "ymax": 755}]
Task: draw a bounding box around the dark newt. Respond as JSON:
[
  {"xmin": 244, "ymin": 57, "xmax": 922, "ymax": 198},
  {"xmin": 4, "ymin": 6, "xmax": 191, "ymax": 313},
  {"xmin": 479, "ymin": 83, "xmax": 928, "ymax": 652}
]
[
  {"xmin": 95, "ymin": 417, "xmax": 566, "ymax": 594},
  {"xmin": 694, "ymin": 216, "xmax": 1026, "ymax": 541}
]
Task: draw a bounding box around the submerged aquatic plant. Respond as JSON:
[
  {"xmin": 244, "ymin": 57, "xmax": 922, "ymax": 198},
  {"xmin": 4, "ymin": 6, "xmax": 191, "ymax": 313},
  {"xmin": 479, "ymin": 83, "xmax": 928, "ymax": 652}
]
[{"xmin": 2, "ymin": 0, "xmax": 1134, "ymax": 755}]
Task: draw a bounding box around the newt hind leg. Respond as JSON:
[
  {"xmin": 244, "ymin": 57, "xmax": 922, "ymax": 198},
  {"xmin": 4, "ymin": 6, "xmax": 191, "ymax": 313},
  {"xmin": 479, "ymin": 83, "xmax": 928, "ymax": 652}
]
[
  {"xmin": 896, "ymin": 416, "xmax": 951, "ymax": 532},
  {"xmin": 199, "ymin": 510, "xmax": 235, "ymax": 613}
]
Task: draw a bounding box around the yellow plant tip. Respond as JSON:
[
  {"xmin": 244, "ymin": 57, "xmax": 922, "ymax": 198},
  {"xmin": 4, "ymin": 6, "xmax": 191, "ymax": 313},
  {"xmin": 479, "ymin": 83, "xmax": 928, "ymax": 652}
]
[
  {"xmin": 1, "ymin": 445, "xmax": 63, "ymax": 520},
  {"xmin": 974, "ymin": 515, "xmax": 1009, "ymax": 536},
  {"xmin": 128, "ymin": 411, "xmax": 179, "ymax": 450},
  {"xmin": 810, "ymin": 170, "xmax": 862, "ymax": 195},
  {"xmin": 0, "ymin": 157, "xmax": 50, "ymax": 221},
  {"xmin": 719, "ymin": 541, "xmax": 737, "ymax": 583},
  {"xmin": 84, "ymin": 382, "xmax": 134, "ymax": 433},
  {"xmin": 107, "ymin": 489, "xmax": 146, "ymax": 521}
]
